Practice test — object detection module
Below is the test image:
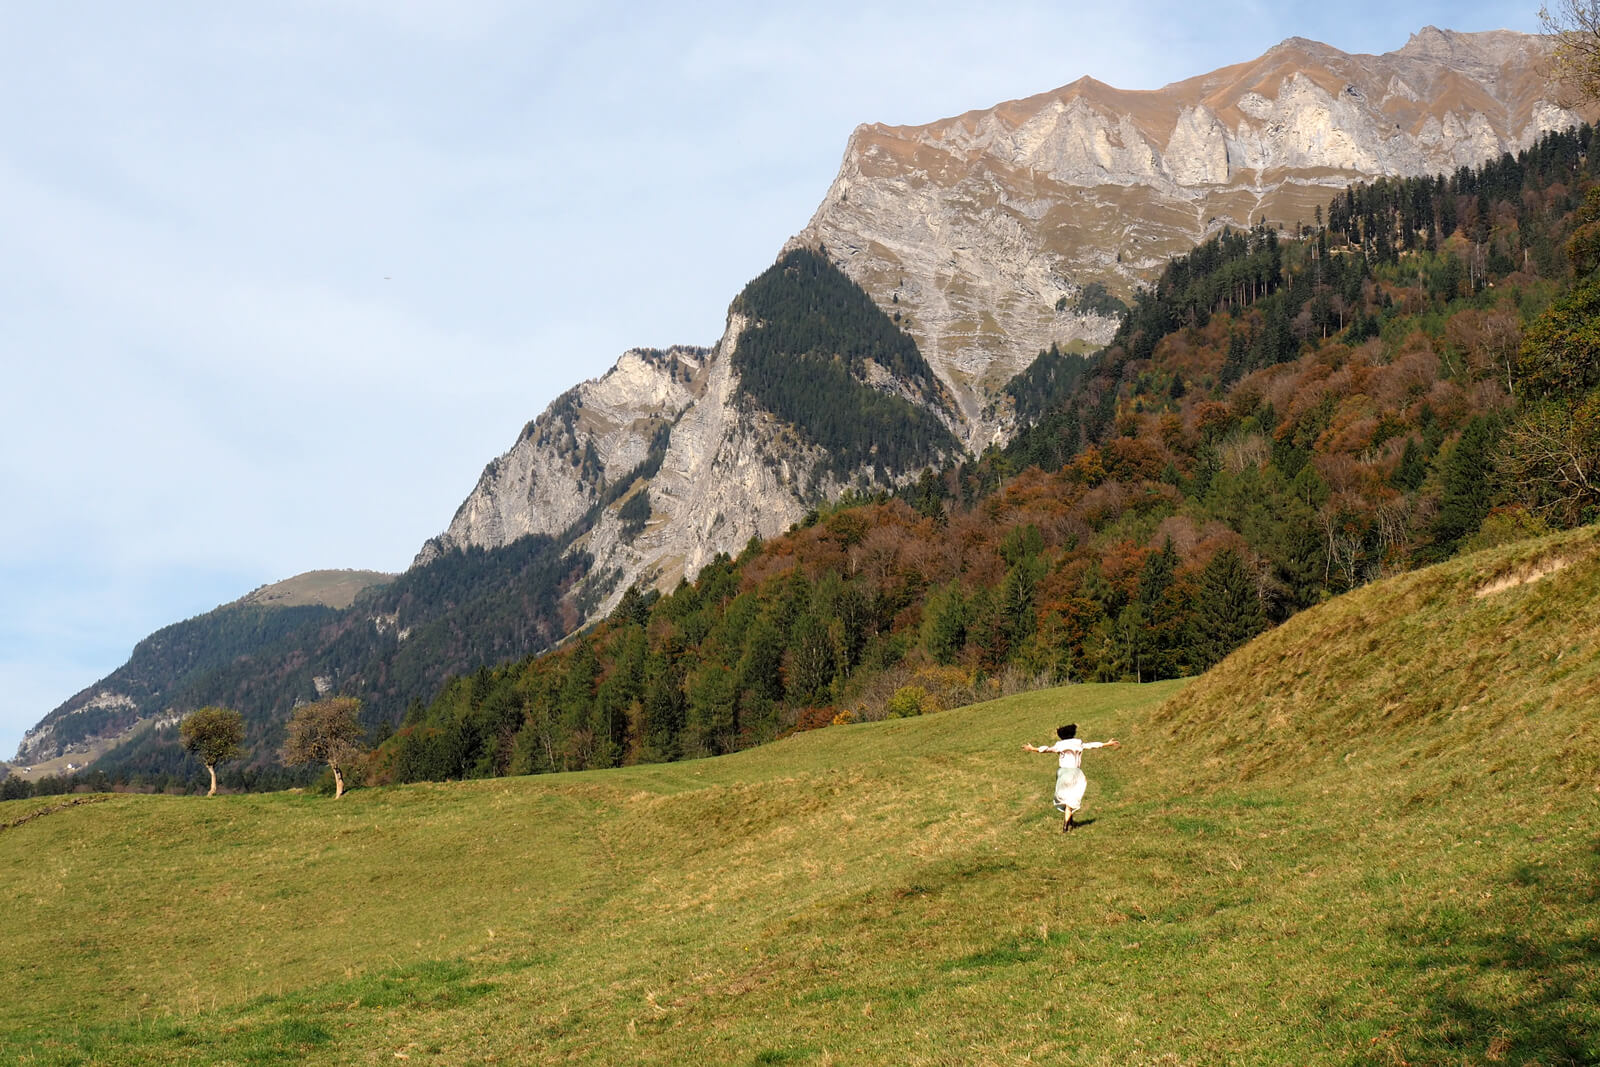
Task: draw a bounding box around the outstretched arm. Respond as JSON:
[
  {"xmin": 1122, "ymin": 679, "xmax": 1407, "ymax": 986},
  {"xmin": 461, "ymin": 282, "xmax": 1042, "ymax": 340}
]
[
  {"xmin": 1081, "ymin": 739, "xmax": 1121, "ymax": 750},
  {"xmin": 1021, "ymin": 743, "xmax": 1056, "ymax": 753}
]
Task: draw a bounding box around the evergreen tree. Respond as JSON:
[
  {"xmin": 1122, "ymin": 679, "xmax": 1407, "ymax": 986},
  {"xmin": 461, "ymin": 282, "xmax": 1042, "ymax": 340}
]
[
  {"xmin": 1432, "ymin": 416, "xmax": 1501, "ymax": 553},
  {"xmin": 1192, "ymin": 548, "xmax": 1266, "ymax": 669},
  {"xmin": 785, "ymin": 613, "xmax": 836, "ymax": 705},
  {"xmin": 921, "ymin": 583, "xmax": 968, "ymax": 665}
]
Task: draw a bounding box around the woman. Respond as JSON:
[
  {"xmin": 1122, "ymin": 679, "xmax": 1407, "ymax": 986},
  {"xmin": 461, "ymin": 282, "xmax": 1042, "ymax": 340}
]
[{"xmin": 1023, "ymin": 723, "xmax": 1120, "ymax": 832}]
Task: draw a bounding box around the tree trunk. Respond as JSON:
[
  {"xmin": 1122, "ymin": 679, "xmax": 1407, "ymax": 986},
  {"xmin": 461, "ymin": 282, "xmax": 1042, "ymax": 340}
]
[
  {"xmin": 332, "ymin": 763, "xmax": 345, "ymax": 799},
  {"xmin": 207, "ymin": 764, "xmax": 218, "ymax": 797}
]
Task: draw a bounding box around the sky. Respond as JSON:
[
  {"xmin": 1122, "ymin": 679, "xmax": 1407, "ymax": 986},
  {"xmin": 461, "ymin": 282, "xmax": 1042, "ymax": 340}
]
[{"xmin": 0, "ymin": 1, "xmax": 1547, "ymax": 760}]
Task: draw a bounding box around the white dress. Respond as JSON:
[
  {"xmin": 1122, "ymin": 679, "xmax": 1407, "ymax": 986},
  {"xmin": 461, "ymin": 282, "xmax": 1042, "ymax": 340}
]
[{"xmin": 1043, "ymin": 738, "xmax": 1107, "ymax": 812}]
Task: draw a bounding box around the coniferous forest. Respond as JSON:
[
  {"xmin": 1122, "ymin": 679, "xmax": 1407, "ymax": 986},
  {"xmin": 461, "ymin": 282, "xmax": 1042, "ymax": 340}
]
[
  {"xmin": 366, "ymin": 127, "xmax": 1600, "ymax": 787},
  {"xmin": 731, "ymin": 246, "xmax": 961, "ymax": 479},
  {"xmin": 15, "ymin": 126, "xmax": 1600, "ymax": 798}
]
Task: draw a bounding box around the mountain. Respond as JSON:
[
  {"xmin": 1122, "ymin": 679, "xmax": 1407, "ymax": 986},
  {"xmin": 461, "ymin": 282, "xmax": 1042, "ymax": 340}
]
[
  {"xmin": 18, "ymin": 26, "xmax": 1590, "ymax": 775},
  {"xmin": 799, "ymin": 27, "xmax": 1580, "ymax": 444},
  {"xmin": 12, "ymin": 570, "xmax": 394, "ymax": 768},
  {"xmin": 432, "ymin": 28, "xmax": 1582, "ymax": 623}
]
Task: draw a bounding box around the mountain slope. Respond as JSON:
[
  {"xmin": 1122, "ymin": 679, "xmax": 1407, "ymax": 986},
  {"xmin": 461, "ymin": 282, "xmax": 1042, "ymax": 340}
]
[
  {"xmin": 1158, "ymin": 521, "xmax": 1600, "ymax": 793},
  {"xmin": 22, "ymin": 26, "xmax": 1590, "ymax": 779},
  {"xmin": 799, "ymin": 27, "xmax": 1585, "ymax": 443},
  {"xmin": 3, "ymin": 526, "xmax": 1597, "ymax": 1063},
  {"xmin": 433, "ymin": 27, "xmax": 1586, "ymax": 627}
]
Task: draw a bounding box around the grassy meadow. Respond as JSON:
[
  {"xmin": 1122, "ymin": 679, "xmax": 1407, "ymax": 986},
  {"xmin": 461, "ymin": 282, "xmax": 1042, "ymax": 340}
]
[{"xmin": 2, "ymin": 527, "xmax": 1598, "ymax": 1065}]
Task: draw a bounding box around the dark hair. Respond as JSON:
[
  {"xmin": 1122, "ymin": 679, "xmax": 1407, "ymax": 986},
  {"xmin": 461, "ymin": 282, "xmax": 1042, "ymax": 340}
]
[{"xmin": 1056, "ymin": 723, "xmax": 1077, "ymax": 740}]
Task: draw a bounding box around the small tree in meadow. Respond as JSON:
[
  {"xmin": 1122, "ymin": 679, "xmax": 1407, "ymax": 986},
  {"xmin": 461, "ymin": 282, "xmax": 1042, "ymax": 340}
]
[
  {"xmin": 280, "ymin": 697, "xmax": 366, "ymax": 799},
  {"xmin": 179, "ymin": 706, "xmax": 245, "ymax": 797}
]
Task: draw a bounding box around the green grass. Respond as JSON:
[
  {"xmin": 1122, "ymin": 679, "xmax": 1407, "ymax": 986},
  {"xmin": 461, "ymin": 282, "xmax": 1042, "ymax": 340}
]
[{"xmin": 3, "ymin": 530, "xmax": 1599, "ymax": 1064}]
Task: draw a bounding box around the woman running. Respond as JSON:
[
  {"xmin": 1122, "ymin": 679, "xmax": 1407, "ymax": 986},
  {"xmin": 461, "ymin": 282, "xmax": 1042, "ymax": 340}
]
[{"xmin": 1023, "ymin": 723, "xmax": 1120, "ymax": 832}]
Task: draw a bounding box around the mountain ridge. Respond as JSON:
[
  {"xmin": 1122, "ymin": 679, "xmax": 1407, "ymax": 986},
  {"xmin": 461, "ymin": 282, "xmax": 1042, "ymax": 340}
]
[
  {"xmin": 799, "ymin": 27, "xmax": 1582, "ymax": 451},
  {"xmin": 16, "ymin": 25, "xmax": 1592, "ymax": 773}
]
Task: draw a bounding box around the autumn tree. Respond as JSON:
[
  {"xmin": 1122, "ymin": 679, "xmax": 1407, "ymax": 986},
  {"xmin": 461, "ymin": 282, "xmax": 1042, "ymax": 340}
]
[
  {"xmin": 1500, "ymin": 392, "xmax": 1600, "ymax": 525},
  {"xmin": 179, "ymin": 706, "xmax": 244, "ymax": 797},
  {"xmin": 280, "ymin": 697, "xmax": 366, "ymax": 798},
  {"xmin": 1542, "ymin": 0, "xmax": 1600, "ymax": 106}
]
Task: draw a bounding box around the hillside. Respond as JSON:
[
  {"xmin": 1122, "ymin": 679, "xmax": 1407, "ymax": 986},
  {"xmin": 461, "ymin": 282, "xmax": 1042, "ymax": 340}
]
[
  {"xmin": 3, "ymin": 526, "xmax": 1596, "ymax": 1064},
  {"xmin": 236, "ymin": 570, "xmax": 395, "ymax": 611},
  {"xmin": 16, "ymin": 537, "xmax": 585, "ymax": 786},
  {"xmin": 803, "ymin": 27, "xmax": 1586, "ymax": 439}
]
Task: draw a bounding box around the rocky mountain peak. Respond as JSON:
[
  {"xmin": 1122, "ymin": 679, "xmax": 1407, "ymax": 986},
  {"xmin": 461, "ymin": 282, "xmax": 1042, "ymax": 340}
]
[
  {"xmin": 420, "ymin": 26, "xmax": 1588, "ymax": 628},
  {"xmin": 797, "ymin": 29, "xmax": 1584, "ymax": 451}
]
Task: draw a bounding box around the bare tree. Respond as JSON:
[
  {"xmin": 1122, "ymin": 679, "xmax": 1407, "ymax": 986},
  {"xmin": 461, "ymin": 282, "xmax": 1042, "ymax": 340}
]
[
  {"xmin": 280, "ymin": 697, "xmax": 366, "ymax": 799},
  {"xmin": 1542, "ymin": 2, "xmax": 1600, "ymax": 106},
  {"xmin": 179, "ymin": 706, "xmax": 244, "ymax": 797},
  {"xmin": 1499, "ymin": 398, "xmax": 1600, "ymax": 525}
]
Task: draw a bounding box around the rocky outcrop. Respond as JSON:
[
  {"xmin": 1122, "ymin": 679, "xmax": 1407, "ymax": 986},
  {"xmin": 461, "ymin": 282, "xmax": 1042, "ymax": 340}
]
[
  {"xmin": 415, "ymin": 346, "xmax": 709, "ymax": 564},
  {"xmin": 796, "ymin": 27, "xmax": 1584, "ymax": 448},
  {"xmin": 421, "ymin": 29, "xmax": 1588, "ymax": 624},
  {"xmin": 14, "ymin": 691, "xmax": 136, "ymax": 765},
  {"xmin": 424, "ymin": 320, "xmax": 850, "ymax": 615}
]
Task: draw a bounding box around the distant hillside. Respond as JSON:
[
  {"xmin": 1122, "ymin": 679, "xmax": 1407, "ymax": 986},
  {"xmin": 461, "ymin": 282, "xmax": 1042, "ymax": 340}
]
[
  {"xmin": 14, "ymin": 599, "xmax": 342, "ymax": 766},
  {"xmin": 15, "ymin": 542, "xmax": 583, "ymax": 778}
]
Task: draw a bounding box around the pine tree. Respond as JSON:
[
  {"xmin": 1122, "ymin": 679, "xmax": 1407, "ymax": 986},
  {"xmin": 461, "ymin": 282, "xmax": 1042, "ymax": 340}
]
[
  {"xmin": 1432, "ymin": 416, "xmax": 1501, "ymax": 553},
  {"xmin": 1192, "ymin": 548, "xmax": 1266, "ymax": 669}
]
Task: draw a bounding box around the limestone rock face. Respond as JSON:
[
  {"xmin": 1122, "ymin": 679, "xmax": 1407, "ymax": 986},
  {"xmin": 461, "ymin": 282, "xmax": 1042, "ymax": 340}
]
[
  {"xmin": 578, "ymin": 317, "xmax": 831, "ymax": 597},
  {"xmin": 14, "ymin": 691, "xmax": 136, "ymax": 765},
  {"xmin": 419, "ymin": 319, "xmax": 852, "ymax": 616},
  {"xmin": 416, "ymin": 27, "xmax": 1586, "ymax": 623},
  {"xmin": 795, "ymin": 28, "xmax": 1583, "ymax": 448},
  {"xmin": 414, "ymin": 346, "xmax": 709, "ymax": 565}
]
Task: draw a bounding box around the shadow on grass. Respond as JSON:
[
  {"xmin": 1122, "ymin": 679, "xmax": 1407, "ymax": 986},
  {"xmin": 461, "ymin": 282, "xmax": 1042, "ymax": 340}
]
[{"xmin": 1373, "ymin": 837, "xmax": 1600, "ymax": 1066}]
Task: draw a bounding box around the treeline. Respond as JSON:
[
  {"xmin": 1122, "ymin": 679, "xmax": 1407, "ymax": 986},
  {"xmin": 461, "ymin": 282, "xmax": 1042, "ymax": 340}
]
[
  {"xmin": 372, "ymin": 127, "xmax": 1600, "ymax": 787},
  {"xmin": 731, "ymin": 246, "xmax": 960, "ymax": 480},
  {"xmin": 19, "ymin": 602, "xmax": 339, "ymax": 761},
  {"xmin": 69, "ymin": 531, "xmax": 590, "ymax": 791},
  {"xmin": 1324, "ymin": 125, "xmax": 1598, "ymax": 272}
]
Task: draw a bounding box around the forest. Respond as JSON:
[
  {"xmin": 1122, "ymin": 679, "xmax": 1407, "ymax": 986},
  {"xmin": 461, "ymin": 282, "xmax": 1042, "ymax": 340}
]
[
  {"xmin": 15, "ymin": 125, "xmax": 1600, "ymax": 799},
  {"xmin": 731, "ymin": 246, "xmax": 961, "ymax": 480},
  {"xmin": 364, "ymin": 126, "xmax": 1600, "ymax": 788}
]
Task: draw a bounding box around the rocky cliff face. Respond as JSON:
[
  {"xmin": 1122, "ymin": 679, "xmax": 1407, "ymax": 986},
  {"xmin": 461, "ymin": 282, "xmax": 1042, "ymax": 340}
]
[
  {"xmin": 423, "ymin": 28, "xmax": 1584, "ymax": 622},
  {"xmin": 796, "ymin": 27, "xmax": 1581, "ymax": 448},
  {"xmin": 421, "ymin": 319, "xmax": 858, "ymax": 614},
  {"xmin": 415, "ymin": 346, "xmax": 709, "ymax": 564}
]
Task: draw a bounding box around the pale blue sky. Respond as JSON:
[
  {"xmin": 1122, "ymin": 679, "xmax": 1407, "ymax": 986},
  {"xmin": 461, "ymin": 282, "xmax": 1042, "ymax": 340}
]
[{"xmin": 0, "ymin": 2, "xmax": 1544, "ymax": 759}]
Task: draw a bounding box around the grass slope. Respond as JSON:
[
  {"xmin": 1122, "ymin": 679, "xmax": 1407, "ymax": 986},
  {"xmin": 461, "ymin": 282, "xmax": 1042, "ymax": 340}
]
[
  {"xmin": 237, "ymin": 570, "xmax": 395, "ymax": 611},
  {"xmin": 2, "ymin": 529, "xmax": 1598, "ymax": 1065}
]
